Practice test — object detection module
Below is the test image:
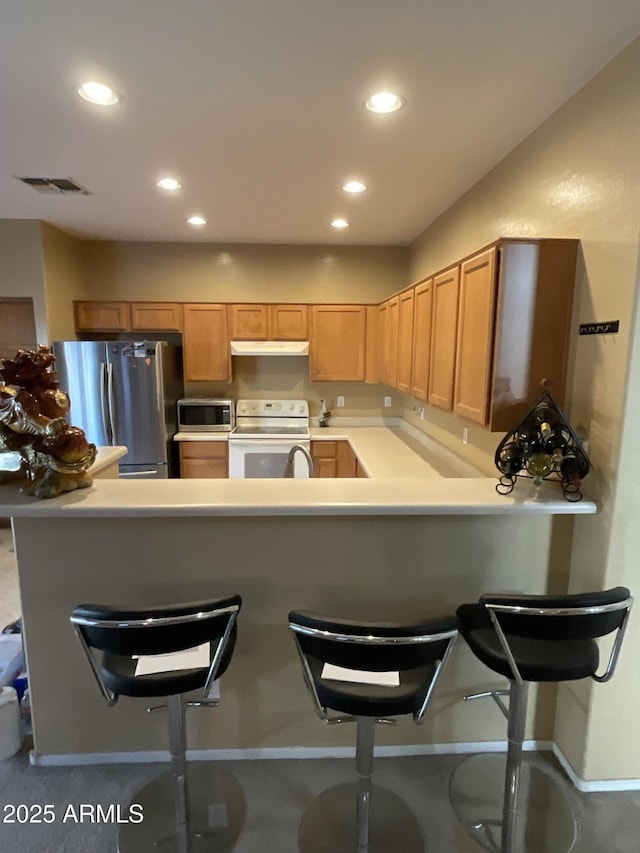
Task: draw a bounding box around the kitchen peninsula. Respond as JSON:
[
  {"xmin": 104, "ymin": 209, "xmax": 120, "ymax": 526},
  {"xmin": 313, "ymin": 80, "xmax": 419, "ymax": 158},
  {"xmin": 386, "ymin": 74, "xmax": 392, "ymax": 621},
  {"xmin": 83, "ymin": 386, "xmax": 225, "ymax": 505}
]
[{"xmin": 1, "ymin": 428, "xmax": 596, "ymax": 766}]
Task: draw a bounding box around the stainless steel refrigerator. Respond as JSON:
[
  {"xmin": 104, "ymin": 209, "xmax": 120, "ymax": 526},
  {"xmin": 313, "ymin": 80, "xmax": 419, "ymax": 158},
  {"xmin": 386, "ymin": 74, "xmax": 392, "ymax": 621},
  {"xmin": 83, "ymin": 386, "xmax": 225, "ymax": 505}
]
[{"xmin": 52, "ymin": 340, "xmax": 183, "ymax": 478}]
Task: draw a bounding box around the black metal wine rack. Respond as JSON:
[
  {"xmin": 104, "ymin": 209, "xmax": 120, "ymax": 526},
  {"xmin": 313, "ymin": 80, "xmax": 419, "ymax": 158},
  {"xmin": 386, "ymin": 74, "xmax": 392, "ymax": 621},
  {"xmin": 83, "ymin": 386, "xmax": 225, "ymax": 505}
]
[{"xmin": 494, "ymin": 388, "xmax": 590, "ymax": 502}]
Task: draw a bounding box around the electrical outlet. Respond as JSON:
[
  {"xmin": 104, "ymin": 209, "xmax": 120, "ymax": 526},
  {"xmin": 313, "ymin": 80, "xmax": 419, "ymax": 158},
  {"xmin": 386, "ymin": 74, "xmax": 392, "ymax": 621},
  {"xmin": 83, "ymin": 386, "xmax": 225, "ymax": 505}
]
[
  {"xmin": 462, "ymin": 427, "xmax": 469, "ymax": 445},
  {"xmin": 384, "ymin": 396, "xmax": 392, "ymax": 408},
  {"xmin": 336, "ymin": 396, "xmax": 345, "ymax": 408}
]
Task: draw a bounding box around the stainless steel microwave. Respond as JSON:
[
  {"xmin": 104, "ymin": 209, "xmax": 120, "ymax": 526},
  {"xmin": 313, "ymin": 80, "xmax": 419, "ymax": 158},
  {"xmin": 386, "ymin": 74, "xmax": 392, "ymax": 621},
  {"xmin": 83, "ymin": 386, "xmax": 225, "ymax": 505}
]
[{"xmin": 176, "ymin": 398, "xmax": 235, "ymax": 433}]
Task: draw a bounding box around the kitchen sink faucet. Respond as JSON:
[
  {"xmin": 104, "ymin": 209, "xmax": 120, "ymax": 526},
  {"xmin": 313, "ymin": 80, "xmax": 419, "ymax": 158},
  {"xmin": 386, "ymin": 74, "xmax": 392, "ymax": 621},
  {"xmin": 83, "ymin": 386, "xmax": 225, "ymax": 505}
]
[{"xmin": 284, "ymin": 445, "xmax": 314, "ymax": 478}]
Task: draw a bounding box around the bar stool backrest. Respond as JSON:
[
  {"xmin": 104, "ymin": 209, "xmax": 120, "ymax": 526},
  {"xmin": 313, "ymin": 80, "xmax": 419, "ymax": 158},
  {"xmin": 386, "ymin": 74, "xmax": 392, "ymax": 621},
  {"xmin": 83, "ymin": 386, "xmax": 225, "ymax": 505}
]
[
  {"xmin": 480, "ymin": 587, "xmax": 632, "ymax": 641},
  {"xmin": 288, "ymin": 611, "xmax": 457, "ymax": 672},
  {"xmin": 71, "ymin": 595, "xmax": 242, "ymax": 705}
]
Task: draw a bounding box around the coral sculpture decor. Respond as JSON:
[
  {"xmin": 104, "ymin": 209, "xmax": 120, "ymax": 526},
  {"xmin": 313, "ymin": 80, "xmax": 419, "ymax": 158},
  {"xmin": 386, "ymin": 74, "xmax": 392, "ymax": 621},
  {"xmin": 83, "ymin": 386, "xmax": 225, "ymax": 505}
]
[{"xmin": 0, "ymin": 346, "xmax": 96, "ymax": 499}]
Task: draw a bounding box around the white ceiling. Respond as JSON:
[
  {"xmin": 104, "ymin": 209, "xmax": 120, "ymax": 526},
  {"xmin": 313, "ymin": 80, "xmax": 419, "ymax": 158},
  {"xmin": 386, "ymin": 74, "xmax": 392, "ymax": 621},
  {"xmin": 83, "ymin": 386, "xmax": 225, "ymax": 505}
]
[{"xmin": 1, "ymin": 1, "xmax": 639, "ymax": 245}]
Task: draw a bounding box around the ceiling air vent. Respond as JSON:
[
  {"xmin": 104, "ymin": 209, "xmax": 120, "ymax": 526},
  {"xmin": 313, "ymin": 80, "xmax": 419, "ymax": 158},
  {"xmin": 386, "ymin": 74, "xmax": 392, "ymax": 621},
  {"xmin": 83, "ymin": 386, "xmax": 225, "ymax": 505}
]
[{"xmin": 15, "ymin": 176, "xmax": 90, "ymax": 195}]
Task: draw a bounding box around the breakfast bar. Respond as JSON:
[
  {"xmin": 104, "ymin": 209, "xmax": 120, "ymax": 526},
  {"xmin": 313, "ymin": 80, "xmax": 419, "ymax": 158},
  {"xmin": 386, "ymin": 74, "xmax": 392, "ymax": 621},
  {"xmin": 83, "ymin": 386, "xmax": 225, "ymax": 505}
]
[{"xmin": 1, "ymin": 433, "xmax": 596, "ymax": 765}]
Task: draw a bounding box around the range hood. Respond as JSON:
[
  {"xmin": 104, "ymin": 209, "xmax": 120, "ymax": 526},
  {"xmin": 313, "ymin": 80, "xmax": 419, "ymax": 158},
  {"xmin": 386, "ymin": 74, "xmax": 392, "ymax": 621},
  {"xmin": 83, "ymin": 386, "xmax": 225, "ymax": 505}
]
[{"xmin": 230, "ymin": 340, "xmax": 309, "ymax": 356}]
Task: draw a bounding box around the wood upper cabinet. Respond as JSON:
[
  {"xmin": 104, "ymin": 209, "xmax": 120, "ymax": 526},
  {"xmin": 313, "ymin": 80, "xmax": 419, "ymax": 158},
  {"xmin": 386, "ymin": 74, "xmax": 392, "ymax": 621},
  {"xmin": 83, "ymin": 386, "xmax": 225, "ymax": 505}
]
[
  {"xmin": 410, "ymin": 279, "xmax": 433, "ymax": 400},
  {"xmin": 230, "ymin": 303, "xmax": 308, "ymax": 340},
  {"xmin": 377, "ymin": 301, "xmax": 389, "ymax": 383},
  {"xmin": 74, "ymin": 301, "xmax": 129, "ymax": 332},
  {"xmin": 385, "ymin": 296, "xmax": 399, "ymax": 388},
  {"xmin": 230, "ymin": 304, "xmax": 269, "ymax": 339},
  {"xmin": 428, "ymin": 266, "xmax": 460, "ymax": 411},
  {"xmin": 179, "ymin": 441, "xmax": 227, "ymax": 478},
  {"xmin": 488, "ymin": 239, "xmax": 578, "ymax": 432},
  {"xmin": 396, "ymin": 289, "xmax": 415, "ymax": 394},
  {"xmin": 454, "ymin": 248, "xmax": 498, "ymax": 424},
  {"xmin": 270, "ymin": 304, "xmax": 308, "ymax": 340},
  {"xmin": 129, "ymin": 302, "xmax": 183, "ymax": 331},
  {"xmin": 310, "ymin": 305, "xmax": 366, "ymax": 381},
  {"xmin": 182, "ymin": 304, "xmax": 231, "ymax": 382}
]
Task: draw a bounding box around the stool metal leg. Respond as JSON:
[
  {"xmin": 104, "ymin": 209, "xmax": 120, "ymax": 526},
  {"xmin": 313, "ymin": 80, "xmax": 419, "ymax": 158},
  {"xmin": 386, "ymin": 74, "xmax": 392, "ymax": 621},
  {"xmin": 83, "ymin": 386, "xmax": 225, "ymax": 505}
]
[
  {"xmin": 167, "ymin": 694, "xmax": 188, "ymax": 829},
  {"xmin": 355, "ymin": 716, "xmax": 376, "ymax": 851},
  {"xmin": 501, "ymin": 681, "xmax": 528, "ymax": 853}
]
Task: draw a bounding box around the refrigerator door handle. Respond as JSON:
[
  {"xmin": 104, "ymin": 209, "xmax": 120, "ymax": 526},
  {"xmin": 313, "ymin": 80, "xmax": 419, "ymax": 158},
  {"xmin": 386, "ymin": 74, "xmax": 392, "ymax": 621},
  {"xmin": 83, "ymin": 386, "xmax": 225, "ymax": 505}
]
[
  {"xmin": 99, "ymin": 363, "xmax": 111, "ymax": 444},
  {"xmin": 107, "ymin": 362, "xmax": 117, "ymax": 445},
  {"xmin": 119, "ymin": 470, "xmax": 159, "ymax": 478}
]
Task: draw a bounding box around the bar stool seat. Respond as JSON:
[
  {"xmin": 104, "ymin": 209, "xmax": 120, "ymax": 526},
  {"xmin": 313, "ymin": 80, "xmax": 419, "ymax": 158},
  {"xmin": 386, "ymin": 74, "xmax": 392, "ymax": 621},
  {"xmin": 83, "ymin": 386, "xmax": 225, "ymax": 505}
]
[
  {"xmin": 451, "ymin": 586, "xmax": 633, "ymax": 853},
  {"xmin": 289, "ymin": 610, "xmax": 458, "ymax": 852},
  {"xmin": 71, "ymin": 595, "xmax": 244, "ymax": 853}
]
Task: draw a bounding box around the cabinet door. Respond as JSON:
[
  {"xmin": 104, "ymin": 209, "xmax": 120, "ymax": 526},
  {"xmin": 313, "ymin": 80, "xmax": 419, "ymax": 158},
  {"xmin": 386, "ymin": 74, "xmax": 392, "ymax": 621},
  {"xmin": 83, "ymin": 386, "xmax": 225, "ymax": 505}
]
[
  {"xmin": 130, "ymin": 302, "xmax": 183, "ymax": 331},
  {"xmin": 428, "ymin": 267, "xmax": 460, "ymax": 411},
  {"xmin": 74, "ymin": 301, "xmax": 129, "ymax": 332},
  {"xmin": 229, "ymin": 304, "xmax": 269, "ymax": 340},
  {"xmin": 410, "ymin": 279, "xmax": 433, "ymax": 400},
  {"xmin": 269, "ymin": 305, "xmax": 308, "ymax": 340},
  {"xmin": 179, "ymin": 442, "xmax": 227, "ymax": 478},
  {"xmin": 336, "ymin": 441, "xmax": 357, "ymax": 478},
  {"xmin": 183, "ymin": 304, "xmax": 231, "ymax": 382},
  {"xmin": 377, "ymin": 302, "xmax": 389, "ymax": 383},
  {"xmin": 396, "ymin": 289, "xmax": 415, "ymax": 394},
  {"xmin": 385, "ymin": 296, "xmax": 399, "ymax": 387},
  {"xmin": 310, "ymin": 306, "xmax": 366, "ymax": 381},
  {"xmin": 454, "ymin": 248, "xmax": 498, "ymax": 425}
]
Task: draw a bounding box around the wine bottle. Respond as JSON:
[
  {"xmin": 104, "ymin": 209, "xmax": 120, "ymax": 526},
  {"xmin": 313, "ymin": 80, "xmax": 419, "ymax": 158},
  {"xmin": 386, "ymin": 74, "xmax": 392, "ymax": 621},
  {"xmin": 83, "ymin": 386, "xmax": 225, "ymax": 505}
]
[
  {"xmin": 544, "ymin": 425, "xmax": 568, "ymax": 462},
  {"xmin": 533, "ymin": 404, "xmax": 555, "ymax": 426},
  {"xmin": 515, "ymin": 422, "xmax": 540, "ymax": 456},
  {"xmin": 560, "ymin": 449, "xmax": 589, "ymax": 482},
  {"xmin": 498, "ymin": 443, "xmax": 524, "ymax": 476},
  {"xmin": 527, "ymin": 452, "xmax": 553, "ymax": 486}
]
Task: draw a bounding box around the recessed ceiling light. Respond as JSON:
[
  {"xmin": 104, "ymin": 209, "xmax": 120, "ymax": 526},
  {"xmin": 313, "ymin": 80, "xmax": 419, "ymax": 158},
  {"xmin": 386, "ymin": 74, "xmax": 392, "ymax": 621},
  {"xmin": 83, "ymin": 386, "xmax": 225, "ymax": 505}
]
[
  {"xmin": 331, "ymin": 218, "xmax": 350, "ymax": 229},
  {"xmin": 77, "ymin": 81, "xmax": 120, "ymax": 106},
  {"xmin": 187, "ymin": 215, "xmax": 207, "ymax": 226},
  {"xmin": 156, "ymin": 177, "xmax": 182, "ymax": 191},
  {"xmin": 366, "ymin": 91, "xmax": 404, "ymax": 114},
  {"xmin": 343, "ymin": 180, "xmax": 367, "ymax": 194}
]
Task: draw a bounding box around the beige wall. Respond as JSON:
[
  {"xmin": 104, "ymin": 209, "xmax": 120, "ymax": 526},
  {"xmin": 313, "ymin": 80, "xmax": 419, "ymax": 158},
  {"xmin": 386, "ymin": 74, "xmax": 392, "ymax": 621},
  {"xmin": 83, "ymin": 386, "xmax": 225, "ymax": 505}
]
[
  {"xmin": 40, "ymin": 223, "xmax": 88, "ymax": 341},
  {"xmin": 187, "ymin": 358, "xmax": 402, "ymax": 420},
  {"xmin": 0, "ymin": 219, "xmax": 47, "ymax": 344},
  {"xmin": 405, "ymin": 37, "xmax": 640, "ymax": 780},
  {"xmin": 80, "ymin": 241, "xmax": 408, "ymax": 304}
]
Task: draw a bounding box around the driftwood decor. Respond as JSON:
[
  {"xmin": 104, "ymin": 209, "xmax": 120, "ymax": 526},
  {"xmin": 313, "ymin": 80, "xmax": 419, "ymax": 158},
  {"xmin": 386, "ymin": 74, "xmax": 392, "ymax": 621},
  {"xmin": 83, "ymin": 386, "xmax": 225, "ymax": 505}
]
[{"xmin": 0, "ymin": 346, "xmax": 96, "ymax": 499}]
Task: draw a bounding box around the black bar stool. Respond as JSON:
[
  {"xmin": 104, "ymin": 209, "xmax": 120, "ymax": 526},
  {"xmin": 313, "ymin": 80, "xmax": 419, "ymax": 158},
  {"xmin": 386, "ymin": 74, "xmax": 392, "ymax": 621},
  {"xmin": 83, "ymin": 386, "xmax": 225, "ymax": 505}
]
[
  {"xmin": 451, "ymin": 586, "xmax": 633, "ymax": 853},
  {"xmin": 289, "ymin": 610, "xmax": 458, "ymax": 852},
  {"xmin": 71, "ymin": 595, "xmax": 243, "ymax": 853}
]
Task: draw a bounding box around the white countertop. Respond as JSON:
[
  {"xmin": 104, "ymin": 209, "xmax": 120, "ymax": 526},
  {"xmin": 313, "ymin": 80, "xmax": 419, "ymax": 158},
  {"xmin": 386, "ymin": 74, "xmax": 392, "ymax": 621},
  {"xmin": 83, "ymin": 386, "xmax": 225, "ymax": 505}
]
[
  {"xmin": 0, "ymin": 431, "xmax": 596, "ymax": 517},
  {"xmin": 173, "ymin": 432, "xmax": 230, "ymax": 442},
  {"xmin": 90, "ymin": 445, "xmax": 128, "ymax": 475}
]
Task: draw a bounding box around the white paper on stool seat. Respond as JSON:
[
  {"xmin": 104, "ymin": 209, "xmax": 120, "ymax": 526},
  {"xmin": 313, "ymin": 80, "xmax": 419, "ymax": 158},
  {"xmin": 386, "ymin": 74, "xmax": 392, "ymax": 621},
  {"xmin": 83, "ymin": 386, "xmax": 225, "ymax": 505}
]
[
  {"xmin": 134, "ymin": 643, "xmax": 210, "ymax": 676},
  {"xmin": 321, "ymin": 663, "xmax": 399, "ymax": 687}
]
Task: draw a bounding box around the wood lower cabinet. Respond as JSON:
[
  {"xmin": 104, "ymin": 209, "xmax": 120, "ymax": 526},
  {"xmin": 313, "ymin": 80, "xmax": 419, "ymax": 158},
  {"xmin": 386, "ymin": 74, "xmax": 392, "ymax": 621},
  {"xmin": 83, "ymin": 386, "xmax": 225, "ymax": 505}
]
[
  {"xmin": 454, "ymin": 248, "xmax": 498, "ymax": 424},
  {"xmin": 179, "ymin": 441, "xmax": 227, "ymax": 478},
  {"xmin": 428, "ymin": 266, "xmax": 460, "ymax": 411},
  {"xmin": 129, "ymin": 302, "xmax": 183, "ymax": 331},
  {"xmin": 311, "ymin": 439, "xmax": 358, "ymax": 477},
  {"xmin": 310, "ymin": 306, "xmax": 366, "ymax": 381},
  {"xmin": 183, "ymin": 304, "xmax": 231, "ymax": 382},
  {"xmin": 410, "ymin": 278, "xmax": 433, "ymax": 400},
  {"xmin": 74, "ymin": 301, "xmax": 129, "ymax": 332},
  {"xmin": 396, "ymin": 289, "xmax": 414, "ymax": 394}
]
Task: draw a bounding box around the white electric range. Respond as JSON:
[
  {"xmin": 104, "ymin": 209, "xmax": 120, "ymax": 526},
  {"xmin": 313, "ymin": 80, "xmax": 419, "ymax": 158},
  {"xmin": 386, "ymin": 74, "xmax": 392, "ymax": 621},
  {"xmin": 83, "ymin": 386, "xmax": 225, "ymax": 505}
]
[{"xmin": 228, "ymin": 399, "xmax": 311, "ymax": 478}]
